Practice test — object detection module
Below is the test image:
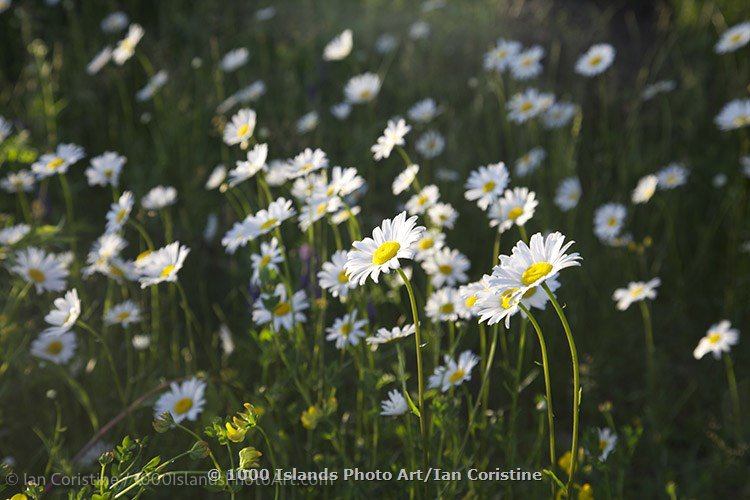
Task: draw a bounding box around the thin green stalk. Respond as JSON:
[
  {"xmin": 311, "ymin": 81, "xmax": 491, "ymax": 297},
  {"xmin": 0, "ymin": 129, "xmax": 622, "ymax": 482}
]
[
  {"xmin": 518, "ymin": 224, "xmax": 529, "ymax": 243},
  {"xmin": 78, "ymin": 320, "xmax": 127, "ymax": 406},
  {"xmin": 724, "ymin": 354, "xmax": 742, "ymax": 442},
  {"xmin": 542, "ymin": 283, "xmax": 579, "ymax": 490},
  {"xmin": 397, "ymin": 267, "xmax": 429, "ymax": 466},
  {"xmin": 639, "ymin": 300, "xmax": 656, "ymax": 397}
]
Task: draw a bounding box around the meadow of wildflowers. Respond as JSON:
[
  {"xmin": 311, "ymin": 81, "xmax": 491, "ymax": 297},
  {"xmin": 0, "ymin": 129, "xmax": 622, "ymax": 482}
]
[{"xmin": 1, "ymin": 0, "xmax": 749, "ymax": 498}]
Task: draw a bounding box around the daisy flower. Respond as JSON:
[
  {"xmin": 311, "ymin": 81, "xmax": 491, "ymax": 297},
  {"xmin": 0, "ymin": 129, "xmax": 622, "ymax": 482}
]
[
  {"xmin": 510, "ymin": 45, "xmax": 545, "ymax": 80},
  {"xmin": 223, "ymin": 108, "xmax": 257, "ymax": 147},
  {"xmin": 575, "ymin": 44, "xmax": 616, "ymax": 77},
  {"xmin": 428, "ymin": 202, "xmax": 458, "ymax": 229},
  {"xmin": 250, "ymin": 237, "xmax": 283, "ymax": 285},
  {"xmin": 318, "ymin": 250, "xmax": 356, "ymax": 300},
  {"xmin": 490, "ymin": 231, "xmax": 581, "ymax": 292},
  {"xmin": 31, "ymin": 143, "xmax": 85, "ymax": 179},
  {"xmin": 458, "ymin": 278, "xmax": 490, "ymax": 319},
  {"xmin": 344, "ymin": 72, "xmax": 381, "ymax": 104},
  {"xmin": 255, "ymin": 6, "xmax": 276, "ymax": 21},
  {"xmin": 656, "ymin": 163, "xmax": 689, "ymax": 190},
  {"xmin": 248, "ymin": 197, "xmax": 296, "ymax": 237},
  {"xmin": 515, "ymin": 147, "xmax": 546, "ymax": 177},
  {"xmin": 298, "ymin": 195, "xmax": 341, "ymax": 232},
  {"xmin": 138, "ymin": 242, "xmax": 190, "ymax": 288},
  {"xmin": 483, "ymin": 39, "xmax": 521, "ymax": 73},
  {"xmin": 392, "ymin": 164, "xmax": 419, "ymax": 195},
  {"xmin": 612, "ymin": 278, "xmax": 660, "ymax": 311},
  {"xmin": 31, "ymin": 330, "xmax": 77, "ymax": 365},
  {"xmin": 554, "ymin": 177, "xmax": 582, "ymax": 211},
  {"xmin": 153, "ymin": 378, "xmax": 206, "ymax": 424},
  {"xmin": 101, "ymin": 11, "xmax": 128, "ymax": 33},
  {"xmin": 221, "ymin": 218, "xmax": 254, "ymax": 255},
  {"xmin": 375, "ymin": 33, "xmax": 398, "ymax": 54},
  {"xmin": 0, "ymin": 223, "xmax": 31, "ymax": 246},
  {"xmin": 640, "ymin": 80, "xmax": 676, "ymax": 101},
  {"xmin": 489, "ymin": 187, "xmax": 538, "ymax": 233},
  {"xmin": 326, "ymin": 309, "xmax": 368, "ymax": 349},
  {"xmin": 296, "ymin": 111, "xmax": 319, "ymax": 134},
  {"xmin": 371, "ymin": 119, "xmax": 411, "ymax": 161},
  {"xmin": 425, "ymin": 287, "xmax": 464, "ymax": 322},
  {"xmin": 715, "ymin": 21, "xmax": 750, "ymax": 54},
  {"xmin": 205, "ymin": 164, "xmax": 227, "ymax": 190},
  {"xmin": 414, "ymin": 229, "xmax": 446, "ymax": 262},
  {"xmin": 86, "ymin": 46, "xmax": 112, "ymax": 75},
  {"xmin": 252, "ymin": 283, "xmax": 308, "ymax": 332},
  {"xmin": 406, "ymin": 184, "xmax": 440, "ymax": 215},
  {"xmin": 228, "ymin": 143, "xmax": 268, "ymax": 187},
  {"xmin": 422, "ymin": 247, "xmax": 470, "ymax": 288},
  {"xmin": 103, "ymin": 191, "xmax": 134, "ymax": 234},
  {"xmin": 415, "ymin": 130, "xmax": 445, "ymax": 159},
  {"xmin": 132, "ymin": 334, "xmax": 151, "ymax": 350},
  {"xmin": 113, "ymin": 24, "xmax": 144, "ymax": 65},
  {"xmin": 330, "ymin": 102, "xmax": 352, "ymax": 120},
  {"xmin": 328, "ymin": 166, "xmax": 365, "ymax": 197},
  {"xmin": 288, "ymin": 148, "xmax": 329, "ymax": 179},
  {"xmin": 596, "ymin": 428, "xmax": 618, "ymax": 461},
  {"xmin": 631, "ymin": 175, "xmax": 658, "ymax": 204},
  {"xmin": 43, "ymin": 288, "xmax": 80, "ymax": 333},
  {"xmin": 344, "ymin": 211, "xmax": 425, "ymax": 285},
  {"xmin": 323, "ymin": 29, "xmax": 353, "ymax": 61},
  {"xmin": 593, "ymin": 203, "xmax": 627, "ymax": 241},
  {"xmin": 105, "ymin": 300, "xmax": 142, "ymax": 327},
  {"xmin": 693, "ymin": 321, "xmax": 740, "ymax": 360},
  {"xmin": 1, "ymin": 170, "xmax": 35, "ymax": 193},
  {"xmin": 542, "ymin": 102, "xmax": 578, "ymax": 129},
  {"xmin": 366, "ymin": 324, "xmax": 416, "ymax": 350},
  {"xmin": 380, "ymin": 390, "xmax": 408, "ymax": 416},
  {"xmin": 141, "ymin": 185, "xmax": 177, "ymax": 210},
  {"xmin": 715, "ymin": 99, "xmax": 750, "ymax": 131},
  {"xmin": 85, "ymin": 151, "xmax": 126, "ymax": 188},
  {"xmin": 464, "ymin": 162, "xmax": 510, "ymax": 211},
  {"xmin": 429, "ymin": 351, "xmax": 479, "ymax": 392},
  {"xmin": 507, "ymin": 88, "xmax": 554, "ymax": 124},
  {"xmin": 10, "ymin": 247, "xmax": 69, "ymax": 294},
  {"xmin": 135, "ymin": 70, "xmax": 168, "ymax": 102},
  {"xmin": 408, "ymin": 98, "xmax": 441, "ymax": 123},
  {"xmin": 220, "ymin": 47, "xmax": 249, "ymax": 72}
]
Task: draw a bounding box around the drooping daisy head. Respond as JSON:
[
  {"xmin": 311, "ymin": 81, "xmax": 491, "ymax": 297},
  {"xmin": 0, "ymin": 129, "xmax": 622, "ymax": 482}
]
[
  {"xmin": 229, "ymin": 143, "xmax": 268, "ymax": 187},
  {"xmin": 113, "ymin": 23, "xmax": 144, "ymax": 65},
  {"xmin": 250, "ymin": 237, "xmax": 283, "ymax": 285},
  {"xmin": 612, "ymin": 278, "xmax": 660, "ymax": 311},
  {"xmin": 323, "ymin": 29, "xmax": 353, "ymax": 61},
  {"xmin": 153, "ymin": 377, "xmax": 207, "ymax": 424},
  {"xmin": 575, "ymin": 43, "xmax": 616, "ymax": 77},
  {"xmin": 344, "ymin": 211, "xmax": 425, "ymax": 285},
  {"xmin": 105, "ymin": 191, "xmax": 135, "ymax": 234},
  {"xmin": 344, "ymin": 72, "xmax": 381, "ymax": 104},
  {"xmin": 693, "ymin": 321, "xmax": 740, "ymax": 360},
  {"xmin": 31, "ymin": 330, "xmax": 77, "ymax": 365},
  {"xmin": 366, "ymin": 324, "xmax": 416, "ymax": 350},
  {"xmin": 44, "ymin": 288, "xmax": 80, "ymax": 333}
]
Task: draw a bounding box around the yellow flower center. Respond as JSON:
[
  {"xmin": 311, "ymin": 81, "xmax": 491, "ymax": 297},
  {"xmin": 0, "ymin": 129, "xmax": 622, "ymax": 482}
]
[
  {"xmin": 521, "ymin": 262, "xmax": 553, "ymax": 286},
  {"xmin": 523, "ymin": 287, "xmax": 537, "ymax": 298},
  {"xmin": 599, "ymin": 439, "xmax": 608, "ymax": 450},
  {"xmin": 273, "ymin": 302, "xmax": 291, "ymax": 316},
  {"xmin": 237, "ymin": 124, "xmax": 250, "ymax": 137},
  {"xmin": 482, "ymin": 181, "xmax": 496, "ymax": 192},
  {"xmin": 448, "ymin": 369, "xmax": 465, "ymax": 383},
  {"xmin": 136, "ymin": 250, "xmax": 152, "ymax": 262},
  {"xmin": 730, "ymin": 32, "xmax": 742, "ymax": 43},
  {"xmin": 341, "ymin": 323, "xmax": 351, "ymax": 336},
  {"xmin": 465, "ymin": 296, "xmax": 477, "ymax": 308},
  {"xmin": 116, "ymin": 311, "xmax": 130, "ymax": 321},
  {"xmin": 500, "ymin": 289, "xmax": 517, "ymax": 309},
  {"xmin": 47, "ymin": 340, "xmax": 63, "ymax": 355},
  {"xmin": 28, "ymin": 268, "xmax": 46, "ymax": 283},
  {"xmin": 104, "ymin": 168, "xmax": 113, "ymax": 178},
  {"xmin": 160, "ymin": 265, "xmax": 175, "ymax": 277},
  {"xmin": 520, "ymin": 101, "xmax": 534, "ymax": 112},
  {"xmin": 260, "ymin": 218, "xmax": 278, "ymax": 230},
  {"xmin": 508, "ymin": 207, "xmax": 524, "ymax": 220},
  {"xmin": 440, "ymin": 303, "xmax": 454, "ymax": 314},
  {"xmin": 47, "ymin": 157, "xmax": 64, "ymax": 169},
  {"xmin": 733, "ymin": 116, "xmax": 750, "ymax": 127},
  {"xmin": 116, "ymin": 209, "xmax": 127, "ymax": 223},
  {"xmin": 629, "ymin": 286, "xmax": 644, "ymax": 297},
  {"xmin": 260, "ymin": 255, "xmax": 271, "ymax": 267},
  {"xmin": 418, "ymin": 238, "xmax": 434, "ymax": 250},
  {"xmin": 316, "ymin": 203, "xmax": 327, "ymax": 215},
  {"xmin": 438, "ymin": 264, "xmax": 453, "ymax": 275},
  {"xmin": 337, "ymin": 271, "xmax": 348, "ymax": 283},
  {"xmin": 360, "ymin": 89, "xmax": 372, "ymax": 100},
  {"xmin": 607, "ymin": 216, "xmax": 617, "ymax": 227},
  {"xmin": 173, "ymin": 397, "xmax": 193, "ymax": 414},
  {"xmin": 589, "ymin": 55, "xmax": 603, "ymax": 66},
  {"xmin": 109, "ymin": 265, "xmax": 125, "ymax": 278},
  {"xmin": 521, "ymin": 57, "xmax": 533, "ymax": 67},
  {"xmin": 707, "ymin": 332, "xmax": 722, "ymax": 344},
  {"xmin": 302, "ymin": 163, "xmax": 314, "ymax": 172},
  {"xmin": 417, "ymin": 194, "xmax": 428, "ymax": 205},
  {"xmin": 372, "ymin": 241, "xmax": 400, "ymax": 265}
]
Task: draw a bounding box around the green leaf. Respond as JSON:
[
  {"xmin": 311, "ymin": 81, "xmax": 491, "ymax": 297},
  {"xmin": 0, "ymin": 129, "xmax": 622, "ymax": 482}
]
[
  {"xmin": 542, "ymin": 469, "xmax": 567, "ymax": 493},
  {"xmin": 403, "ymin": 390, "xmax": 421, "ymax": 418}
]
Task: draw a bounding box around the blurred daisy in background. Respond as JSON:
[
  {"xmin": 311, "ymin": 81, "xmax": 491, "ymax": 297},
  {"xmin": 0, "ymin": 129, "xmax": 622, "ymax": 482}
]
[
  {"xmin": 542, "ymin": 101, "xmax": 577, "ymax": 128},
  {"xmin": 326, "ymin": 309, "xmax": 367, "ymax": 349},
  {"xmin": 507, "ymin": 88, "xmax": 554, "ymax": 123},
  {"xmin": 1, "ymin": 170, "xmax": 35, "ymax": 193},
  {"xmin": 253, "ymin": 283, "xmax": 309, "ymax": 332},
  {"xmin": 392, "ymin": 164, "xmax": 419, "ymax": 195},
  {"xmin": 318, "ymin": 250, "xmax": 356, "ymax": 300},
  {"xmin": 483, "ymin": 39, "xmax": 521, "ymax": 73},
  {"xmin": 141, "ymin": 185, "xmax": 177, "ymax": 210},
  {"xmin": 205, "ymin": 164, "xmax": 226, "ymax": 190},
  {"xmin": 406, "ymin": 184, "xmax": 440, "ymax": 215},
  {"xmin": 345, "ymin": 72, "xmax": 381, "ymax": 104},
  {"xmin": 105, "ymin": 191, "xmax": 134, "ymax": 233},
  {"xmin": 31, "ymin": 143, "xmax": 85, "ymax": 179},
  {"xmin": 715, "ymin": 98, "xmax": 750, "ymax": 131},
  {"xmin": 489, "ymin": 187, "xmax": 538, "ymax": 232},
  {"xmin": 105, "ymin": 300, "xmax": 142, "ymax": 327},
  {"xmin": 510, "ymin": 45, "xmax": 545, "ymax": 80},
  {"xmin": 100, "ymin": 11, "xmax": 128, "ymax": 34},
  {"xmin": 415, "ymin": 130, "xmax": 445, "ymax": 159},
  {"xmin": 136, "ymin": 70, "xmax": 168, "ymax": 102},
  {"xmin": 612, "ymin": 278, "xmax": 660, "ymax": 311},
  {"xmin": 330, "ymin": 102, "xmax": 351, "ymax": 120},
  {"xmin": 138, "ymin": 242, "xmax": 190, "ymax": 288},
  {"xmin": 229, "ymin": 143, "xmax": 268, "ymax": 187},
  {"xmin": 153, "ymin": 378, "xmax": 206, "ymax": 424},
  {"xmin": 693, "ymin": 321, "xmax": 740, "ymax": 360},
  {"xmin": 220, "ymin": 47, "xmax": 249, "ymax": 72},
  {"xmin": 223, "ymin": 108, "xmax": 256, "ymax": 147},
  {"xmin": 250, "ymin": 237, "xmax": 283, "ymax": 285},
  {"xmin": 43, "ymin": 288, "xmax": 80, "ymax": 334},
  {"xmin": 296, "ymin": 111, "xmax": 319, "ymax": 134},
  {"xmin": 714, "ymin": 21, "xmax": 750, "ymax": 54},
  {"xmin": 85, "ymin": 151, "xmax": 126, "ymax": 187},
  {"xmin": 631, "ymin": 174, "xmax": 658, "ymax": 204},
  {"xmin": 372, "ymin": 119, "xmax": 411, "ymax": 161},
  {"xmin": 575, "ymin": 43, "xmax": 616, "ymax": 76},
  {"xmin": 413, "ymin": 229, "xmax": 445, "ymax": 262},
  {"xmin": 367, "ymin": 324, "xmax": 415, "ymax": 350},
  {"xmin": 429, "ymin": 351, "xmax": 479, "ymax": 392},
  {"xmin": 113, "ymin": 23, "xmax": 144, "ymax": 65},
  {"xmin": 11, "ymin": 247, "xmax": 69, "ymax": 294},
  {"xmin": 656, "ymin": 163, "xmax": 689, "ymax": 190},
  {"xmin": 464, "ymin": 162, "xmax": 510, "ymax": 211},
  {"xmin": 288, "ymin": 148, "xmax": 328, "ymax": 178},
  {"xmin": 515, "ymin": 147, "xmax": 546, "ymax": 177},
  {"xmin": 596, "ymin": 428, "xmax": 618, "ymax": 461},
  {"xmin": 594, "ymin": 203, "xmax": 627, "ymax": 242},
  {"xmin": 86, "ymin": 46, "xmax": 112, "ymax": 75},
  {"xmin": 408, "ymin": 98, "xmax": 441, "ymax": 123},
  {"xmin": 554, "ymin": 177, "xmax": 582, "ymax": 211},
  {"xmin": 31, "ymin": 330, "xmax": 77, "ymax": 365},
  {"xmin": 323, "ymin": 29, "xmax": 353, "ymax": 61},
  {"xmin": 425, "ymin": 287, "xmax": 464, "ymax": 322},
  {"xmin": 0, "ymin": 223, "xmax": 30, "ymax": 246},
  {"xmin": 428, "ymin": 202, "xmax": 458, "ymax": 229},
  {"xmin": 380, "ymin": 390, "xmax": 408, "ymax": 416},
  {"xmin": 422, "ymin": 247, "xmax": 470, "ymax": 288},
  {"xmin": 345, "ymin": 211, "xmax": 424, "ymax": 285}
]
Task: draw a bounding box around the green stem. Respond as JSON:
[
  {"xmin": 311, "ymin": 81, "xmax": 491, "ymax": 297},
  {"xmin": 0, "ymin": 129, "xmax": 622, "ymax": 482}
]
[
  {"xmin": 639, "ymin": 300, "xmax": 656, "ymax": 397},
  {"xmin": 724, "ymin": 354, "xmax": 742, "ymax": 442},
  {"xmin": 542, "ymin": 283, "xmax": 579, "ymax": 490},
  {"xmin": 518, "ymin": 224, "xmax": 529, "ymax": 244},
  {"xmin": 78, "ymin": 320, "xmax": 127, "ymax": 406}
]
